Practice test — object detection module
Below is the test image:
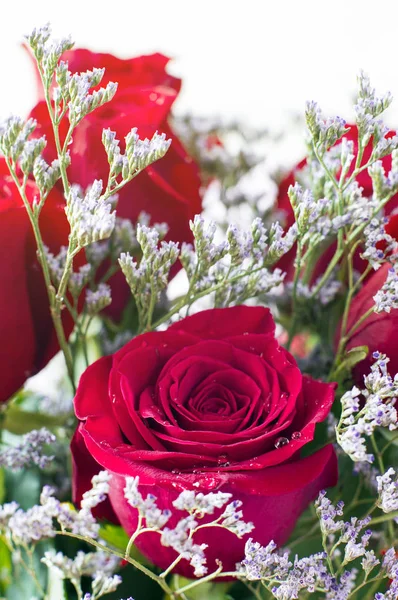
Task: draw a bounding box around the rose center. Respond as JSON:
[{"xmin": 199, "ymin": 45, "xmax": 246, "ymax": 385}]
[{"xmin": 188, "ymin": 382, "xmax": 236, "ymax": 417}]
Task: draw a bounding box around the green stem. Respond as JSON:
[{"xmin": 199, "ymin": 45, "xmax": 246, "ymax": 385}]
[
  {"xmin": 124, "ymin": 514, "xmax": 143, "ymax": 559},
  {"xmin": 369, "ymin": 511, "xmax": 398, "ymax": 526},
  {"xmin": 344, "ymin": 306, "xmax": 374, "ymax": 340},
  {"xmin": 5, "ymin": 160, "xmax": 75, "ymax": 389},
  {"xmin": 57, "ymin": 530, "xmax": 175, "ymax": 597},
  {"xmin": 347, "ymin": 574, "xmax": 384, "ymax": 599},
  {"xmin": 287, "ymin": 239, "xmax": 303, "ymax": 350},
  {"xmin": 174, "ymin": 563, "xmax": 223, "ymax": 595}
]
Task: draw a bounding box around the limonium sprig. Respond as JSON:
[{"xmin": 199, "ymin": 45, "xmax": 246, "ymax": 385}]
[
  {"xmin": 0, "ymin": 472, "xmax": 255, "ymax": 599},
  {"xmin": 0, "ymin": 24, "xmax": 172, "ymax": 391},
  {"xmin": 285, "ymin": 71, "xmax": 398, "ymax": 364},
  {"xmin": 336, "ymin": 353, "xmax": 398, "ymax": 464},
  {"xmin": 120, "ymin": 214, "xmax": 291, "ymax": 332},
  {"xmin": 240, "ymin": 490, "xmax": 398, "ymax": 599},
  {"xmin": 0, "ymin": 427, "xmax": 56, "ymax": 471}
]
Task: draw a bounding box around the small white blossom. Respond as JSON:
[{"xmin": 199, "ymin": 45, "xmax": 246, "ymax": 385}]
[
  {"xmin": 65, "ymin": 182, "xmax": 116, "ymax": 247},
  {"xmin": 86, "ymin": 283, "xmax": 112, "ymax": 315},
  {"xmin": 374, "ymin": 265, "xmax": 398, "ymax": 313},
  {"xmin": 0, "ymin": 428, "xmax": 55, "ymax": 471},
  {"xmin": 336, "ymin": 354, "xmax": 398, "ymax": 462},
  {"xmin": 377, "ymin": 468, "xmax": 398, "ymax": 512},
  {"xmin": 124, "ymin": 477, "xmax": 171, "ymax": 530}
]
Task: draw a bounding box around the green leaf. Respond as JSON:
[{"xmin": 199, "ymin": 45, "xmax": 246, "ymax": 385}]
[
  {"xmin": 167, "ymin": 576, "xmax": 233, "ymax": 600},
  {"xmin": 333, "ymin": 345, "xmax": 368, "ymax": 379},
  {"xmin": 99, "ymin": 523, "xmax": 151, "ymax": 565},
  {"xmin": 2, "ymin": 405, "xmax": 69, "ymax": 435},
  {"xmin": 99, "ymin": 524, "xmax": 129, "ymax": 552},
  {"xmin": 0, "ymin": 538, "xmax": 12, "ymax": 595}
]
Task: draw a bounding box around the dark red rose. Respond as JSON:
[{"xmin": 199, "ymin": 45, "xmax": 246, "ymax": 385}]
[
  {"xmin": 276, "ymin": 124, "xmax": 398, "ymax": 281},
  {"xmin": 344, "ymin": 261, "xmax": 398, "ymax": 383},
  {"xmin": 29, "ymin": 50, "xmax": 202, "ymax": 319},
  {"xmin": 72, "ymin": 305, "xmax": 337, "ymax": 577},
  {"xmin": 0, "ymin": 158, "xmax": 74, "ymax": 402}
]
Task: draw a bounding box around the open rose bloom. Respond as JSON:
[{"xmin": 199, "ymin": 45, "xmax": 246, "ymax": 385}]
[{"xmin": 73, "ymin": 305, "xmax": 337, "ymax": 576}]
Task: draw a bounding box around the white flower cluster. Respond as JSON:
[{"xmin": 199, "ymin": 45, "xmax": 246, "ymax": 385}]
[
  {"xmin": 65, "ymin": 181, "xmax": 116, "ymax": 248},
  {"xmin": 124, "ymin": 477, "xmax": 172, "ymax": 530},
  {"xmin": 161, "ymin": 514, "xmax": 209, "ymax": 577},
  {"xmin": 27, "ymin": 25, "xmax": 117, "ymax": 125},
  {"xmin": 0, "ymin": 428, "xmax": 55, "ymax": 471},
  {"xmin": 0, "ymin": 471, "xmax": 110, "ymax": 545},
  {"xmin": 368, "ymin": 157, "xmax": 398, "ymax": 204},
  {"xmin": 241, "ymin": 491, "xmax": 396, "ymax": 600},
  {"xmin": 375, "ymin": 548, "xmax": 398, "ymax": 600},
  {"xmin": 315, "ymin": 491, "xmax": 375, "ymax": 567},
  {"xmin": 119, "ymin": 225, "xmax": 179, "ymax": 327},
  {"xmin": 42, "ymin": 548, "xmax": 121, "ymax": 598},
  {"xmin": 287, "ymin": 275, "xmax": 342, "ymax": 306},
  {"xmin": 305, "ymin": 101, "xmax": 348, "ymax": 151},
  {"xmin": 26, "ymin": 24, "xmax": 73, "ymax": 82},
  {"xmin": 67, "ymin": 69, "xmax": 118, "ymax": 125},
  {"xmin": 336, "ymin": 353, "xmax": 398, "ymax": 462},
  {"xmin": 0, "ymin": 116, "xmax": 39, "ymax": 168},
  {"xmin": 123, "ymin": 477, "xmax": 253, "ymax": 577},
  {"xmin": 374, "ymin": 264, "xmax": 398, "ymax": 313},
  {"xmin": 33, "ymin": 155, "xmax": 61, "ymax": 195},
  {"xmin": 102, "ymin": 127, "xmax": 171, "ymax": 185},
  {"xmin": 179, "ymin": 214, "xmax": 287, "ymax": 309},
  {"xmin": 377, "ymin": 467, "xmax": 398, "ymax": 513},
  {"xmin": 361, "ymin": 216, "xmax": 398, "ymax": 271},
  {"xmin": 355, "ymin": 71, "xmax": 398, "ymax": 158},
  {"xmin": 241, "ymin": 538, "xmax": 360, "ymax": 600},
  {"xmin": 86, "ymin": 283, "xmax": 112, "ymax": 315},
  {"xmin": 289, "ymin": 183, "xmax": 344, "ymax": 245}
]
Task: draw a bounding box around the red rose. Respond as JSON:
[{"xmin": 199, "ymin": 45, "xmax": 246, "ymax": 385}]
[
  {"xmin": 72, "ymin": 305, "xmax": 337, "ymax": 577},
  {"xmin": 0, "ymin": 158, "xmax": 73, "ymax": 402},
  {"xmin": 276, "ymin": 125, "xmax": 398, "ymax": 281},
  {"xmin": 29, "ymin": 50, "xmax": 202, "ymax": 319},
  {"xmin": 345, "ymin": 261, "xmax": 398, "ymax": 383}
]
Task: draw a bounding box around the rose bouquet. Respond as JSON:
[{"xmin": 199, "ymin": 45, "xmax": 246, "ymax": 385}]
[{"xmin": 0, "ymin": 23, "xmax": 398, "ymax": 600}]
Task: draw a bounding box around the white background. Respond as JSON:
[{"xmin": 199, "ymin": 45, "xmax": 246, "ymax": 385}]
[{"xmin": 1, "ymin": 0, "xmax": 398, "ymax": 139}]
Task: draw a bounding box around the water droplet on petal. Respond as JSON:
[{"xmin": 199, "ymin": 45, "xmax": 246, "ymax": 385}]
[
  {"xmin": 171, "ymin": 469, "xmax": 181, "ymax": 475},
  {"xmin": 111, "ymin": 394, "xmax": 117, "ymax": 404},
  {"xmin": 217, "ymin": 454, "xmax": 230, "ymax": 467},
  {"xmin": 291, "ymin": 431, "xmax": 302, "ymax": 440},
  {"xmin": 274, "ymin": 436, "xmax": 289, "ymax": 449}
]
